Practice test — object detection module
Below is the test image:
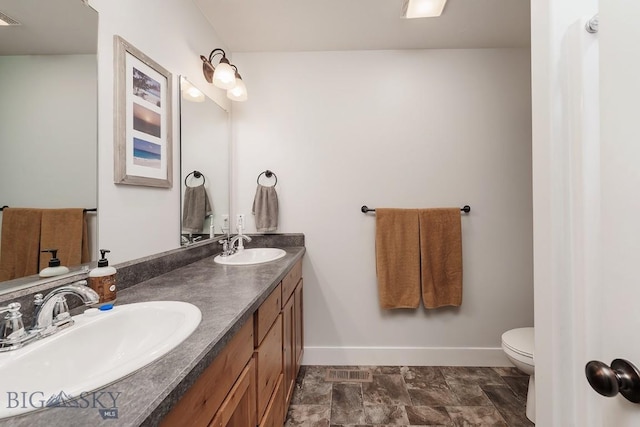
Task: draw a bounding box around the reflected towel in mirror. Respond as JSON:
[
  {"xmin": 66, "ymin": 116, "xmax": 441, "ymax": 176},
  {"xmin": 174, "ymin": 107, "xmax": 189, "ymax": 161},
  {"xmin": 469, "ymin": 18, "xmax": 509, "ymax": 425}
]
[{"xmin": 183, "ymin": 184, "xmax": 212, "ymax": 233}]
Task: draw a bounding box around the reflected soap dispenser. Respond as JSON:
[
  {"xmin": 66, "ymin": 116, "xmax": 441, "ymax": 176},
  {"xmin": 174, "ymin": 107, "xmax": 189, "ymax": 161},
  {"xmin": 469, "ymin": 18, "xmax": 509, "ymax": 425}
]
[
  {"xmin": 89, "ymin": 249, "xmax": 117, "ymax": 307},
  {"xmin": 39, "ymin": 249, "xmax": 70, "ymax": 277}
]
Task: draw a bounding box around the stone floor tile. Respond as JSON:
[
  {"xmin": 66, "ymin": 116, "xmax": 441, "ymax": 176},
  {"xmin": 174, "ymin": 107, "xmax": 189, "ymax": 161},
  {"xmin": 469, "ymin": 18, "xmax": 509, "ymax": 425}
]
[
  {"xmin": 285, "ymin": 404, "xmax": 331, "ymax": 427},
  {"xmin": 363, "ymin": 404, "xmax": 410, "ymax": 425},
  {"xmin": 492, "ymin": 367, "xmax": 527, "ymax": 377},
  {"xmin": 445, "ymin": 406, "xmax": 508, "ymax": 426},
  {"xmin": 501, "ymin": 376, "xmax": 529, "ymax": 402},
  {"xmin": 292, "ymin": 378, "xmax": 332, "ymax": 405},
  {"xmin": 331, "ymin": 383, "xmax": 366, "ymax": 425},
  {"xmin": 407, "ymin": 386, "xmax": 460, "ymax": 406},
  {"xmin": 405, "ymin": 405, "xmax": 453, "ymax": 425},
  {"xmin": 482, "ymin": 385, "xmax": 534, "ymax": 426},
  {"xmin": 363, "ymin": 375, "xmax": 412, "ymax": 405},
  {"xmin": 401, "ymin": 366, "xmax": 448, "ymax": 389},
  {"xmin": 440, "ymin": 367, "xmax": 506, "ymax": 387},
  {"xmin": 448, "ymin": 383, "xmax": 493, "ymax": 406}
]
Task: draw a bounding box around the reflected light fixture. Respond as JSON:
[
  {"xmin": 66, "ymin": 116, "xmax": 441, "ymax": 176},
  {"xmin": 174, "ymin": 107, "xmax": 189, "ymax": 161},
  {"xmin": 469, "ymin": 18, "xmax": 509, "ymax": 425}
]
[
  {"xmin": 180, "ymin": 77, "xmax": 205, "ymax": 103},
  {"xmin": 227, "ymin": 66, "xmax": 248, "ymax": 102},
  {"xmin": 402, "ymin": 0, "xmax": 447, "ymax": 18},
  {"xmin": 200, "ymin": 48, "xmax": 248, "ymax": 102}
]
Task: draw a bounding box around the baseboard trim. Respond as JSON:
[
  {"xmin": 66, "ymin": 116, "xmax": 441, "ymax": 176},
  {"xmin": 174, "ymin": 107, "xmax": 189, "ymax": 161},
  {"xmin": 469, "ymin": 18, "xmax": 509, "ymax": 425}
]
[{"xmin": 302, "ymin": 346, "xmax": 512, "ymax": 367}]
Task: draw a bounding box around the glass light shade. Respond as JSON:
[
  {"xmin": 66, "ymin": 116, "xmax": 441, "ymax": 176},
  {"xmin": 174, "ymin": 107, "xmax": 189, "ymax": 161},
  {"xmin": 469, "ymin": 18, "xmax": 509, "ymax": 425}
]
[
  {"xmin": 212, "ymin": 59, "xmax": 236, "ymax": 90},
  {"xmin": 403, "ymin": 0, "xmax": 447, "ymax": 18},
  {"xmin": 227, "ymin": 78, "xmax": 248, "ymax": 102}
]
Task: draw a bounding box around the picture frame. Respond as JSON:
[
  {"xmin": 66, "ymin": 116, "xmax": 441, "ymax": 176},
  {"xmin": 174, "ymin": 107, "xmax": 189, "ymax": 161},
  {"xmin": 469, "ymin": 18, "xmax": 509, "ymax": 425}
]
[{"xmin": 114, "ymin": 35, "xmax": 173, "ymax": 188}]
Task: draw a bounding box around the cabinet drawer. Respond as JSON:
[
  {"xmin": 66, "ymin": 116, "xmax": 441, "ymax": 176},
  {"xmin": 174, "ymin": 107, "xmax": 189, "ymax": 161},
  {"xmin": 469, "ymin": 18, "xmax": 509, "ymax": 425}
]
[
  {"xmin": 161, "ymin": 320, "xmax": 254, "ymax": 427},
  {"xmin": 208, "ymin": 359, "xmax": 256, "ymax": 427},
  {"xmin": 255, "ymin": 314, "xmax": 283, "ymax": 421},
  {"xmin": 281, "ymin": 259, "xmax": 302, "ymax": 306},
  {"xmin": 259, "ymin": 374, "xmax": 284, "ymax": 427},
  {"xmin": 255, "ymin": 284, "xmax": 282, "ymax": 346}
]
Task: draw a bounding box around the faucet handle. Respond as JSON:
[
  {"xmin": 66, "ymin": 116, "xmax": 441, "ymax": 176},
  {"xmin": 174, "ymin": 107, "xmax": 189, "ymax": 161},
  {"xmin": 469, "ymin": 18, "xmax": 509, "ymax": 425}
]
[
  {"xmin": 34, "ymin": 294, "xmax": 44, "ymax": 307},
  {"xmin": 52, "ymin": 296, "xmax": 71, "ymax": 327},
  {"xmin": 0, "ymin": 303, "xmax": 26, "ymax": 342}
]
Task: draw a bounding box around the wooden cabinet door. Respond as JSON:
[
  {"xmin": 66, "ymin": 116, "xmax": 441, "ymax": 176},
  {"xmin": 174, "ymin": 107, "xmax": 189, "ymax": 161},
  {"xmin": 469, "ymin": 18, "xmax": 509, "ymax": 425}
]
[
  {"xmin": 256, "ymin": 314, "xmax": 283, "ymax": 421},
  {"xmin": 282, "ymin": 294, "xmax": 295, "ymax": 406},
  {"xmin": 258, "ymin": 374, "xmax": 284, "ymax": 427},
  {"xmin": 208, "ymin": 359, "xmax": 256, "ymax": 427},
  {"xmin": 294, "ymin": 280, "xmax": 303, "ymax": 375}
]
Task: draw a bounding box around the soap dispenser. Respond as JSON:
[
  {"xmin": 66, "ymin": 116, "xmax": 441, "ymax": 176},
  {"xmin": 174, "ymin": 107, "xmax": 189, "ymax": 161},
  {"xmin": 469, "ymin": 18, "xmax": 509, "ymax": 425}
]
[
  {"xmin": 88, "ymin": 249, "xmax": 117, "ymax": 307},
  {"xmin": 39, "ymin": 249, "xmax": 70, "ymax": 278}
]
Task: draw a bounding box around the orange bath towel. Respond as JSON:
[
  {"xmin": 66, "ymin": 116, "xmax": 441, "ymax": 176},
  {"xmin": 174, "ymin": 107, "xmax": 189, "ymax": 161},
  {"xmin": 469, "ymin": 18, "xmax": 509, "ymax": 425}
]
[
  {"xmin": 418, "ymin": 208, "xmax": 463, "ymax": 308},
  {"xmin": 0, "ymin": 208, "xmax": 43, "ymax": 281},
  {"xmin": 39, "ymin": 209, "xmax": 89, "ymax": 271},
  {"xmin": 375, "ymin": 208, "xmax": 421, "ymax": 309}
]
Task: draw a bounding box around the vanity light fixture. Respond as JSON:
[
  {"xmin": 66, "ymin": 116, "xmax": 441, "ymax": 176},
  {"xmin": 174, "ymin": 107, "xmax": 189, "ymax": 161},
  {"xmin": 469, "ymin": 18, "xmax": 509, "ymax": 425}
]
[
  {"xmin": 200, "ymin": 48, "xmax": 248, "ymax": 102},
  {"xmin": 200, "ymin": 48, "xmax": 236, "ymax": 89},
  {"xmin": 227, "ymin": 66, "xmax": 248, "ymax": 102},
  {"xmin": 402, "ymin": 0, "xmax": 447, "ymax": 18}
]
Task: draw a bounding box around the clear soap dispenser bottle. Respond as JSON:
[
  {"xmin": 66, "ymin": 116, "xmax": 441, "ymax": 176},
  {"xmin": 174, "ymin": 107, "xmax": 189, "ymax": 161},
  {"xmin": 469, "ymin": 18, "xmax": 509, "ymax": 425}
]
[
  {"xmin": 39, "ymin": 249, "xmax": 70, "ymax": 277},
  {"xmin": 89, "ymin": 249, "xmax": 117, "ymax": 307}
]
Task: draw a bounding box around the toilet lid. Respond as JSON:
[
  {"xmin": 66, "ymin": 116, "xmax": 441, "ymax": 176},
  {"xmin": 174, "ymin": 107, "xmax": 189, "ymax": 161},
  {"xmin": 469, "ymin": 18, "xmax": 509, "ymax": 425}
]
[{"xmin": 502, "ymin": 327, "xmax": 534, "ymax": 358}]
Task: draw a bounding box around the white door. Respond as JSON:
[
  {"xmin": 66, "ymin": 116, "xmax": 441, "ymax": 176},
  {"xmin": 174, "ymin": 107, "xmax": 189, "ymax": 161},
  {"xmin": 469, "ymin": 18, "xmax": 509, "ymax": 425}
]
[{"xmin": 593, "ymin": 0, "xmax": 640, "ymax": 424}]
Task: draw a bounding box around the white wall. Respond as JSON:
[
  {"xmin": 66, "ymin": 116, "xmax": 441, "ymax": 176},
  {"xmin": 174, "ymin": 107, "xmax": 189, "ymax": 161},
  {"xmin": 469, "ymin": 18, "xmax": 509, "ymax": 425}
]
[
  {"xmin": 0, "ymin": 54, "xmax": 97, "ymax": 258},
  {"xmin": 232, "ymin": 49, "xmax": 533, "ymax": 365},
  {"xmin": 89, "ymin": 0, "xmax": 230, "ymax": 263}
]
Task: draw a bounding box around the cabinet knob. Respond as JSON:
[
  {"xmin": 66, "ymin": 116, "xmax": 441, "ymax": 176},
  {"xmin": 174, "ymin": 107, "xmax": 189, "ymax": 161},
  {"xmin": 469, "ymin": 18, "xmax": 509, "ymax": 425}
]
[{"xmin": 586, "ymin": 359, "xmax": 640, "ymax": 403}]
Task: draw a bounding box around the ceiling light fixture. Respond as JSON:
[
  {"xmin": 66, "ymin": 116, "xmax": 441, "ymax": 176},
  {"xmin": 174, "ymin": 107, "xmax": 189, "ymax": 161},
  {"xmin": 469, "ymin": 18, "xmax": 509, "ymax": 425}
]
[
  {"xmin": 402, "ymin": 0, "xmax": 447, "ymax": 18},
  {"xmin": 200, "ymin": 48, "xmax": 247, "ymax": 102},
  {"xmin": 0, "ymin": 11, "xmax": 20, "ymax": 26}
]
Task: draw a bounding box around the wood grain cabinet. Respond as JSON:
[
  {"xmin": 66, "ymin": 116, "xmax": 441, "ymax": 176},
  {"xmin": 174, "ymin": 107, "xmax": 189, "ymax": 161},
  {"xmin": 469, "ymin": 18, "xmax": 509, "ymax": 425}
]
[
  {"xmin": 161, "ymin": 256, "xmax": 304, "ymax": 427},
  {"xmin": 282, "ymin": 259, "xmax": 304, "ymax": 407},
  {"xmin": 160, "ymin": 321, "xmax": 254, "ymax": 427}
]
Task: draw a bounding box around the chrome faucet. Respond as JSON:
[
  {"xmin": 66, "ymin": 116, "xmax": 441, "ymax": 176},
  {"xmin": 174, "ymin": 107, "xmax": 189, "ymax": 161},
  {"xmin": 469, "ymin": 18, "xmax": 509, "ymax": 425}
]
[
  {"xmin": 32, "ymin": 280, "xmax": 99, "ymax": 337},
  {"xmin": 229, "ymin": 234, "xmax": 252, "ymax": 251}
]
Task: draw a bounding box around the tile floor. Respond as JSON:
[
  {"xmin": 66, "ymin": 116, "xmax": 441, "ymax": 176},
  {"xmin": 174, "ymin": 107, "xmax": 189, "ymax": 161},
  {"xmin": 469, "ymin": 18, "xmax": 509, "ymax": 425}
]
[{"xmin": 284, "ymin": 366, "xmax": 534, "ymax": 427}]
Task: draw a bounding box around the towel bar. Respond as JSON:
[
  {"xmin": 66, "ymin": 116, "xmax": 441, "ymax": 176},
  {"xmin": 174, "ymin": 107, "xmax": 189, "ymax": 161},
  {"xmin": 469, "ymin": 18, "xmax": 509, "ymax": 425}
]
[
  {"xmin": 0, "ymin": 206, "xmax": 96, "ymax": 213},
  {"xmin": 361, "ymin": 205, "xmax": 471, "ymax": 214}
]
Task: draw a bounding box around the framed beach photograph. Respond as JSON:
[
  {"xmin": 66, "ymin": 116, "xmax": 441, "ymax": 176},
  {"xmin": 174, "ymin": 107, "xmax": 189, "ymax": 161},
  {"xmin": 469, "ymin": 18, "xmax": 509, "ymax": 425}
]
[{"xmin": 114, "ymin": 35, "xmax": 173, "ymax": 188}]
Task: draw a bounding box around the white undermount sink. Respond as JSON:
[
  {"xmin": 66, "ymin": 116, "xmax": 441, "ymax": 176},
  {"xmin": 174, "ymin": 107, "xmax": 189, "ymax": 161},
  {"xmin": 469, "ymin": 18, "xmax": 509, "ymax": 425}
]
[
  {"xmin": 214, "ymin": 248, "xmax": 286, "ymax": 265},
  {"xmin": 0, "ymin": 301, "xmax": 201, "ymax": 419}
]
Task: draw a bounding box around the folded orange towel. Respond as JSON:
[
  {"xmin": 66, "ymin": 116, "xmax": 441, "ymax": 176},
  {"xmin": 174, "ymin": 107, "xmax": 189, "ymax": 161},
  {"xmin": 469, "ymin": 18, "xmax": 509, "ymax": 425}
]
[
  {"xmin": 419, "ymin": 208, "xmax": 463, "ymax": 308},
  {"xmin": 0, "ymin": 208, "xmax": 43, "ymax": 281},
  {"xmin": 39, "ymin": 209, "xmax": 88, "ymax": 271},
  {"xmin": 375, "ymin": 208, "xmax": 421, "ymax": 309}
]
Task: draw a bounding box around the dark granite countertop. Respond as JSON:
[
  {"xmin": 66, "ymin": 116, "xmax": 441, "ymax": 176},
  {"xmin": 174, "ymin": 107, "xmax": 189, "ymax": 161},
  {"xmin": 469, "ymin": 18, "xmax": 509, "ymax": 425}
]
[{"xmin": 1, "ymin": 246, "xmax": 305, "ymax": 427}]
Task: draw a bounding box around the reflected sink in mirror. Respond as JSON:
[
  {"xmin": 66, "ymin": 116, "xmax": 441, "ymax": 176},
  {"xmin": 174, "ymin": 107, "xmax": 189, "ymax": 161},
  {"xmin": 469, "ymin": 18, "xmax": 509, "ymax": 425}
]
[
  {"xmin": 0, "ymin": 301, "xmax": 201, "ymax": 419},
  {"xmin": 214, "ymin": 248, "xmax": 286, "ymax": 265}
]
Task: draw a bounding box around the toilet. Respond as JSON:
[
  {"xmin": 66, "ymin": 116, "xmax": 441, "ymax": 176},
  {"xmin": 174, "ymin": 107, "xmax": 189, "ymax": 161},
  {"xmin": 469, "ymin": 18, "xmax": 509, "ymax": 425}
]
[{"xmin": 501, "ymin": 327, "xmax": 535, "ymax": 423}]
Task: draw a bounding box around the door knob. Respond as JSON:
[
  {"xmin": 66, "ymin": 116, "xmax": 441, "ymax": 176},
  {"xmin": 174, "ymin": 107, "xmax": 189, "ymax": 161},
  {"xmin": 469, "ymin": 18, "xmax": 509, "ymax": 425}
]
[{"xmin": 585, "ymin": 359, "xmax": 640, "ymax": 403}]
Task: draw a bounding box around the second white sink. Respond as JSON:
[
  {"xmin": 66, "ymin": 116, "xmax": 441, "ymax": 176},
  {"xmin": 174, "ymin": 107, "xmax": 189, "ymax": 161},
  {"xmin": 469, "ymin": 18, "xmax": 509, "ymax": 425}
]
[{"xmin": 214, "ymin": 248, "xmax": 286, "ymax": 265}]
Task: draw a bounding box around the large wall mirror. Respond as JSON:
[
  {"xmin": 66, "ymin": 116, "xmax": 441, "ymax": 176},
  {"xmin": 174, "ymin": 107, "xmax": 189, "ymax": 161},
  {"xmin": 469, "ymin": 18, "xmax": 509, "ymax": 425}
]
[
  {"xmin": 0, "ymin": 0, "xmax": 98, "ymax": 294},
  {"xmin": 180, "ymin": 77, "xmax": 230, "ymax": 245}
]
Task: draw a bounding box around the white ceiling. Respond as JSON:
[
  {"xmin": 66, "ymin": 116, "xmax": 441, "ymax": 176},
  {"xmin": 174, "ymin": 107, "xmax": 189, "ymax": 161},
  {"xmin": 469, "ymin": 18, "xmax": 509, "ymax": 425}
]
[
  {"xmin": 0, "ymin": 0, "xmax": 97, "ymax": 55},
  {"xmin": 194, "ymin": 0, "xmax": 531, "ymax": 53}
]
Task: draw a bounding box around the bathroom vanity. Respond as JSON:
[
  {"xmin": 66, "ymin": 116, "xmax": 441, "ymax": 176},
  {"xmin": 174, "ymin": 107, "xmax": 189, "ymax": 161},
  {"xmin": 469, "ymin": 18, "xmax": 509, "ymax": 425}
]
[{"xmin": 0, "ymin": 241, "xmax": 304, "ymax": 427}]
